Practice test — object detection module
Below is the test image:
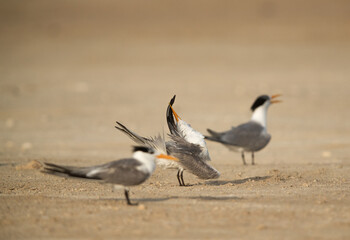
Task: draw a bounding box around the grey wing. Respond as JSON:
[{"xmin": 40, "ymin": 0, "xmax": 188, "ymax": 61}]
[
  {"xmin": 115, "ymin": 121, "xmax": 153, "ymax": 145},
  {"xmin": 166, "ymin": 135, "xmax": 202, "ymax": 156},
  {"xmin": 44, "ymin": 159, "xmax": 150, "ymax": 186},
  {"xmin": 91, "ymin": 159, "xmax": 150, "ymax": 186},
  {"xmin": 167, "ymin": 135, "xmax": 220, "ymax": 179},
  {"xmin": 222, "ymin": 122, "xmax": 270, "ymax": 150},
  {"xmin": 115, "ymin": 121, "xmax": 167, "ymax": 154}
]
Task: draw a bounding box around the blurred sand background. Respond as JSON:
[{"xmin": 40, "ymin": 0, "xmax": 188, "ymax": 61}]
[{"xmin": 1, "ymin": 1, "xmax": 350, "ymax": 239}]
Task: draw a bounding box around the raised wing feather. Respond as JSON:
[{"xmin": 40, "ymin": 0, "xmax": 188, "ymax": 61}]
[{"xmin": 167, "ymin": 135, "xmax": 220, "ymax": 179}]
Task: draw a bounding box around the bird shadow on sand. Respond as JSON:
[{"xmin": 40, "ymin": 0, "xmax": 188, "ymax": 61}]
[
  {"xmin": 100, "ymin": 195, "xmax": 240, "ymax": 204},
  {"xmin": 99, "ymin": 196, "xmax": 177, "ymax": 204},
  {"xmin": 139, "ymin": 195, "xmax": 241, "ymax": 202},
  {"xmin": 130, "ymin": 195, "xmax": 241, "ymax": 203},
  {"xmin": 185, "ymin": 195, "xmax": 242, "ymax": 201},
  {"xmin": 202, "ymin": 175, "xmax": 271, "ymax": 186},
  {"xmin": 132, "ymin": 194, "xmax": 242, "ymax": 203}
]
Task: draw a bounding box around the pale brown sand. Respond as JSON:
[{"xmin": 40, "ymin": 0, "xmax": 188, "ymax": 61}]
[{"xmin": 1, "ymin": 1, "xmax": 350, "ymax": 239}]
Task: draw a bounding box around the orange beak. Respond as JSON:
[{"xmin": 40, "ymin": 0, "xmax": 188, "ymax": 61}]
[
  {"xmin": 157, "ymin": 154, "xmax": 179, "ymax": 162},
  {"xmin": 270, "ymin": 94, "xmax": 282, "ymax": 104},
  {"xmin": 169, "ymin": 104, "xmax": 181, "ymax": 122}
]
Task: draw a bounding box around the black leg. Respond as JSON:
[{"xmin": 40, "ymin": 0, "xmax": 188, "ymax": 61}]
[
  {"xmin": 124, "ymin": 189, "xmax": 138, "ymax": 206},
  {"xmin": 241, "ymin": 152, "xmax": 247, "ymax": 165},
  {"xmin": 251, "ymin": 152, "xmax": 255, "ymax": 165},
  {"xmin": 180, "ymin": 169, "xmax": 186, "ymax": 186},
  {"xmin": 177, "ymin": 169, "xmax": 184, "ymax": 186}
]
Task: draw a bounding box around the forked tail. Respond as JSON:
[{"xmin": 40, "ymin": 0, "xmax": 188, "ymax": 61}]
[
  {"xmin": 204, "ymin": 128, "xmax": 225, "ymax": 143},
  {"xmin": 44, "ymin": 162, "xmax": 99, "ymax": 179}
]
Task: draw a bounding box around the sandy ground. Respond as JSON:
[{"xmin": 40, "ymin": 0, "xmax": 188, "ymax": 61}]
[{"xmin": 1, "ymin": 1, "xmax": 350, "ymax": 239}]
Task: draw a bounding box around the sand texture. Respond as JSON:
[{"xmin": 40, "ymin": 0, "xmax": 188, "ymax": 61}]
[{"xmin": 1, "ymin": 1, "xmax": 350, "ymax": 239}]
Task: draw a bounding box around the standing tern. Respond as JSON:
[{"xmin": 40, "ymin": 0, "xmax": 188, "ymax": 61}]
[
  {"xmin": 43, "ymin": 146, "xmax": 178, "ymax": 206},
  {"xmin": 166, "ymin": 95, "xmax": 219, "ymax": 185},
  {"xmin": 205, "ymin": 94, "xmax": 281, "ymax": 165},
  {"xmin": 115, "ymin": 95, "xmax": 219, "ymax": 186}
]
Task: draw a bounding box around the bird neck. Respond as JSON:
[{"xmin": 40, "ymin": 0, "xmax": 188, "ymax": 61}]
[
  {"xmin": 133, "ymin": 151, "xmax": 156, "ymax": 174},
  {"xmin": 251, "ymin": 105, "xmax": 269, "ymax": 129}
]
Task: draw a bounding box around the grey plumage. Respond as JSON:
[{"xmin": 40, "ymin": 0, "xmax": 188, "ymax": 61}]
[
  {"xmin": 206, "ymin": 121, "xmax": 271, "ymax": 152},
  {"xmin": 205, "ymin": 94, "xmax": 281, "ymax": 165},
  {"xmin": 115, "ymin": 121, "xmax": 220, "ymax": 186},
  {"xmin": 43, "ymin": 146, "xmax": 164, "ymax": 206},
  {"xmin": 115, "ymin": 122, "xmax": 166, "ymax": 154},
  {"xmin": 167, "ymin": 135, "xmax": 220, "ymax": 180},
  {"xmin": 165, "ymin": 95, "xmax": 219, "ymax": 185},
  {"xmin": 44, "ymin": 159, "xmax": 150, "ymax": 186},
  {"xmin": 115, "ymin": 95, "xmax": 219, "ymax": 186}
]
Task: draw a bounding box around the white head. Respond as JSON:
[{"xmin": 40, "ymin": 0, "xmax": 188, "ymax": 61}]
[
  {"xmin": 250, "ymin": 94, "xmax": 281, "ymax": 129},
  {"xmin": 132, "ymin": 146, "xmax": 179, "ymax": 174},
  {"xmin": 132, "ymin": 146, "xmax": 157, "ymax": 174}
]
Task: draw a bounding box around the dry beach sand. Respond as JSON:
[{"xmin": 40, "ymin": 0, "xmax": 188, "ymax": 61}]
[{"xmin": 1, "ymin": 1, "xmax": 350, "ymax": 239}]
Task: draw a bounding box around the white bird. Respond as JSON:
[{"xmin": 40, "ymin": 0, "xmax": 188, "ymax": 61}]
[
  {"xmin": 205, "ymin": 94, "xmax": 281, "ymax": 165},
  {"xmin": 44, "ymin": 146, "xmax": 178, "ymax": 206},
  {"xmin": 115, "ymin": 95, "xmax": 219, "ymax": 186}
]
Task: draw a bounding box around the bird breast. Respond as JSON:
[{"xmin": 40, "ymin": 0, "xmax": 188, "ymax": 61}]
[{"xmin": 177, "ymin": 120, "xmax": 211, "ymax": 161}]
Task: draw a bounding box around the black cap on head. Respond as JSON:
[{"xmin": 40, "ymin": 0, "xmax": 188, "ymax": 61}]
[
  {"xmin": 133, "ymin": 146, "xmax": 154, "ymax": 154},
  {"xmin": 250, "ymin": 95, "xmax": 270, "ymax": 111}
]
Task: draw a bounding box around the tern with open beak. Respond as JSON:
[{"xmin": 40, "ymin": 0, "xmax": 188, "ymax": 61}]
[
  {"xmin": 205, "ymin": 94, "xmax": 281, "ymax": 165},
  {"xmin": 43, "ymin": 146, "xmax": 178, "ymax": 206}
]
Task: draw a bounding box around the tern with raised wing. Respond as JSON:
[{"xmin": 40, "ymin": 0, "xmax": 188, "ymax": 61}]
[
  {"xmin": 166, "ymin": 95, "xmax": 219, "ymax": 185},
  {"xmin": 115, "ymin": 95, "xmax": 219, "ymax": 186}
]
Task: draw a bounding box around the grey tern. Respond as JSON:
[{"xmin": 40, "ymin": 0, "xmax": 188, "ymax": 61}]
[
  {"xmin": 205, "ymin": 94, "xmax": 281, "ymax": 165},
  {"xmin": 44, "ymin": 146, "xmax": 178, "ymax": 206}
]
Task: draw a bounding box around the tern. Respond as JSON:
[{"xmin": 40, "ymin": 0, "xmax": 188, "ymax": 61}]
[
  {"xmin": 166, "ymin": 95, "xmax": 219, "ymax": 185},
  {"xmin": 115, "ymin": 95, "xmax": 219, "ymax": 186},
  {"xmin": 205, "ymin": 94, "xmax": 281, "ymax": 165},
  {"xmin": 43, "ymin": 146, "xmax": 178, "ymax": 206}
]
